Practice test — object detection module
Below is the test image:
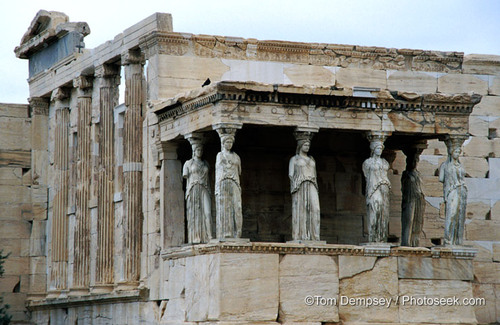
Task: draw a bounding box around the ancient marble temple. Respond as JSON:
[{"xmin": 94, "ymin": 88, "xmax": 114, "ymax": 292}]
[{"xmin": 2, "ymin": 8, "xmax": 500, "ymax": 325}]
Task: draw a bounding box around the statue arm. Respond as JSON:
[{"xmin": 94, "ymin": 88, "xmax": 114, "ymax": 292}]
[
  {"xmin": 288, "ymin": 157, "xmax": 295, "ymax": 180},
  {"xmin": 362, "ymin": 159, "xmax": 368, "ymax": 177},
  {"xmin": 438, "ymin": 163, "xmax": 445, "ymax": 183},
  {"xmin": 237, "ymin": 154, "xmax": 241, "ymax": 175},
  {"xmin": 182, "ymin": 161, "xmax": 189, "ymax": 179}
]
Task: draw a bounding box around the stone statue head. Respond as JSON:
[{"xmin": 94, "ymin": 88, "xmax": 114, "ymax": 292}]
[
  {"xmin": 294, "ymin": 131, "xmax": 314, "ymax": 154},
  {"xmin": 221, "ymin": 134, "xmax": 235, "ymax": 151},
  {"xmin": 187, "ymin": 135, "xmax": 204, "ymax": 158},
  {"xmin": 296, "ymin": 139, "xmax": 311, "ymax": 154},
  {"xmin": 370, "ymin": 140, "xmax": 384, "ymax": 156},
  {"xmin": 191, "ymin": 143, "xmax": 203, "ymax": 158},
  {"xmin": 445, "ymin": 137, "xmax": 465, "ymax": 161}
]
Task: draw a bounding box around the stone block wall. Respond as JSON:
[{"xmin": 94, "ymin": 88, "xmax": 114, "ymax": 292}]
[
  {"xmin": 0, "ymin": 103, "xmax": 32, "ymax": 324},
  {"xmin": 157, "ymin": 246, "xmax": 478, "ymax": 324}
]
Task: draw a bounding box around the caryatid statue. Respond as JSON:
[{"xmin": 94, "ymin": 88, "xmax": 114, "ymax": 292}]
[
  {"xmin": 289, "ymin": 129, "xmax": 320, "ymax": 241},
  {"xmin": 214, "ymin": 124, "xmax": 242, "ymax": 239},
  {"xmin": 401, "ymin": 142, "xmax": 427, "ymax": 247},
  {"xmin": 182, "ymin": 134, "xmax": 212, "ymax": 244},
  {"xmin": 439, "ymin": 135, "xmax": 468, "ymax": 246},
  {"xmin": 362, "ymin": 132, "xmax": 391, "ymax": 243}
]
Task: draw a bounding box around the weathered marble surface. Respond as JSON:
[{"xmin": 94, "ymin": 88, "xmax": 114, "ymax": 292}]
[
  {"xmin": 338, "ymin": 255, "xmax": 377, "ymax": 279},
  {"xmin": 398, "ymin": 257, "xmax": 473, "ymax": 280},
  {"xmin": 279, "ymin": 255, "xmax": 338, "ymax": 322},
  {"xmin": 399, "ymin": 279, "xmax": 476, "ymax": 323},
  {"xmin": 339, "ymin": 257, "xmax": 398, "ymax": 323}
]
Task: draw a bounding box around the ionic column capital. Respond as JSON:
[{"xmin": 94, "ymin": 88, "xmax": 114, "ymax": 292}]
[
  {"xmin": 73, "ymin": 75, "xmax": 93, "ymax": 98},
  {"xmin": 50, "ymin": 87, "xmax": 70, "ymax": 103},
  {"xmin": 95, "ymin": 63, "xmax": 120, "ymax": 79},
  {"xmin": 121, "ymin": 50, "xmax": 145, "ymax": 66},
  {"xmin": 28, "ymin": 97, "xmax": 49, "ymax": 116},
  {"xmin": 73, "ymin": 75, "xmax": 93, "ymax": 89}
]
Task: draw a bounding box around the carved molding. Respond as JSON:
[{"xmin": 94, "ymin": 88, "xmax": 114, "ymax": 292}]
[
  {"xmin": 155, "ymin": 82, "xmax": 482, "ymax": 123},
  {"xmin": 160, "ymin": 242, "xmax": 477, "ymax": 261}
]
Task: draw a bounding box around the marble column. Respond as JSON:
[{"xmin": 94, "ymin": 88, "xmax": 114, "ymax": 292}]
[
  {"xmin": 213, "ymin": 123, "xmax": 244, "ymax": 240},
  {"xmin": 48, "ymin": 88, "xmax": 70, "ymax": 296},
  {"xmin": 289, "ymin": 127, "xmax": 321, "ymax": 242},
  {"xmin": 94, "ymin": 64, "xmax": 120, "ymax": 292},
  {"xmin": 159, "ymin": 142, "xmax": 185, "ymax": 248},
  {"xmin": 439, "ymin": 135, "xmax": 469, "ymax": 246},
  {"xmin": 401, "ymin": 141, "xmax": 427, "ymax": 247},
  {"xmin": 120, "ymin": 51, "xmax": 145, "ymax": 286},
  {"xmin": 71, "ymin": 75, "xmax": 93, "ymax": 294},
  {"xmin": 183, "ymin": 133, "xmax": 212, "ymax": 244},
  {"xmin": 27, "ymin": 97, "xmax": 50, "ymax": 300},
  {"xmin": 362, "ymin": 131, "xmax": 391, "ymax": 243}
]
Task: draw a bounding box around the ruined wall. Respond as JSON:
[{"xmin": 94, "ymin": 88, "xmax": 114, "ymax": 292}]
[{"xmin": 0, "ymin": 103, "xmax": 32, "ymax": 324}]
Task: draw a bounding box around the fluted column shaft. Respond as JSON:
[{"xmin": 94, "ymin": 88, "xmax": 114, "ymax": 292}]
[
  {"xmin": 121, "ymin": 51, "xmax": 145, "ymax": 285},
  {"xmin": 49, "ymin": 88, "xmax": 70, "ymax": 293},
  {"xmin": 72, "ymin": 76, "xmax": 93, "ymax": 292},
  {"xmin": 95, "ymin": 65, "xmax": 120, "ymax": 289}
]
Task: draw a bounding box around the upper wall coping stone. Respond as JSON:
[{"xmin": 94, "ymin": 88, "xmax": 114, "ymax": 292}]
[{"xmin": 140, "ymin": 31, "xmax": 469, "ymax": 73}]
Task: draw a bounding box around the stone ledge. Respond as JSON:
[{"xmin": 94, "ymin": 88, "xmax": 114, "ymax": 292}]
[
  {"xmin": 161, "ymin": 242, "xmax": 476, "ymax": 260},
  {"xmin": 26, "ymin": 287, "xmax": 148, "ymax": 311}
]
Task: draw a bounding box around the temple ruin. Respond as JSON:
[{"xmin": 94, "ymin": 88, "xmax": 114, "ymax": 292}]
[{"xmin": 1, "ymin": 9, "xmax": 500, "ymax": 324}]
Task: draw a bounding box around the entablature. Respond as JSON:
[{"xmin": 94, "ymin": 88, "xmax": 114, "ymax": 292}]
[{"xmin": 152, "ymin": 81, "xmax": 482, "ymax": 142}]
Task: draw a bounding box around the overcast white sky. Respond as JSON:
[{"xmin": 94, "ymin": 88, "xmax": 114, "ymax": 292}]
[{"xmin": 1, "ymin": 0, "xmax": 499, "ymax": 104}]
